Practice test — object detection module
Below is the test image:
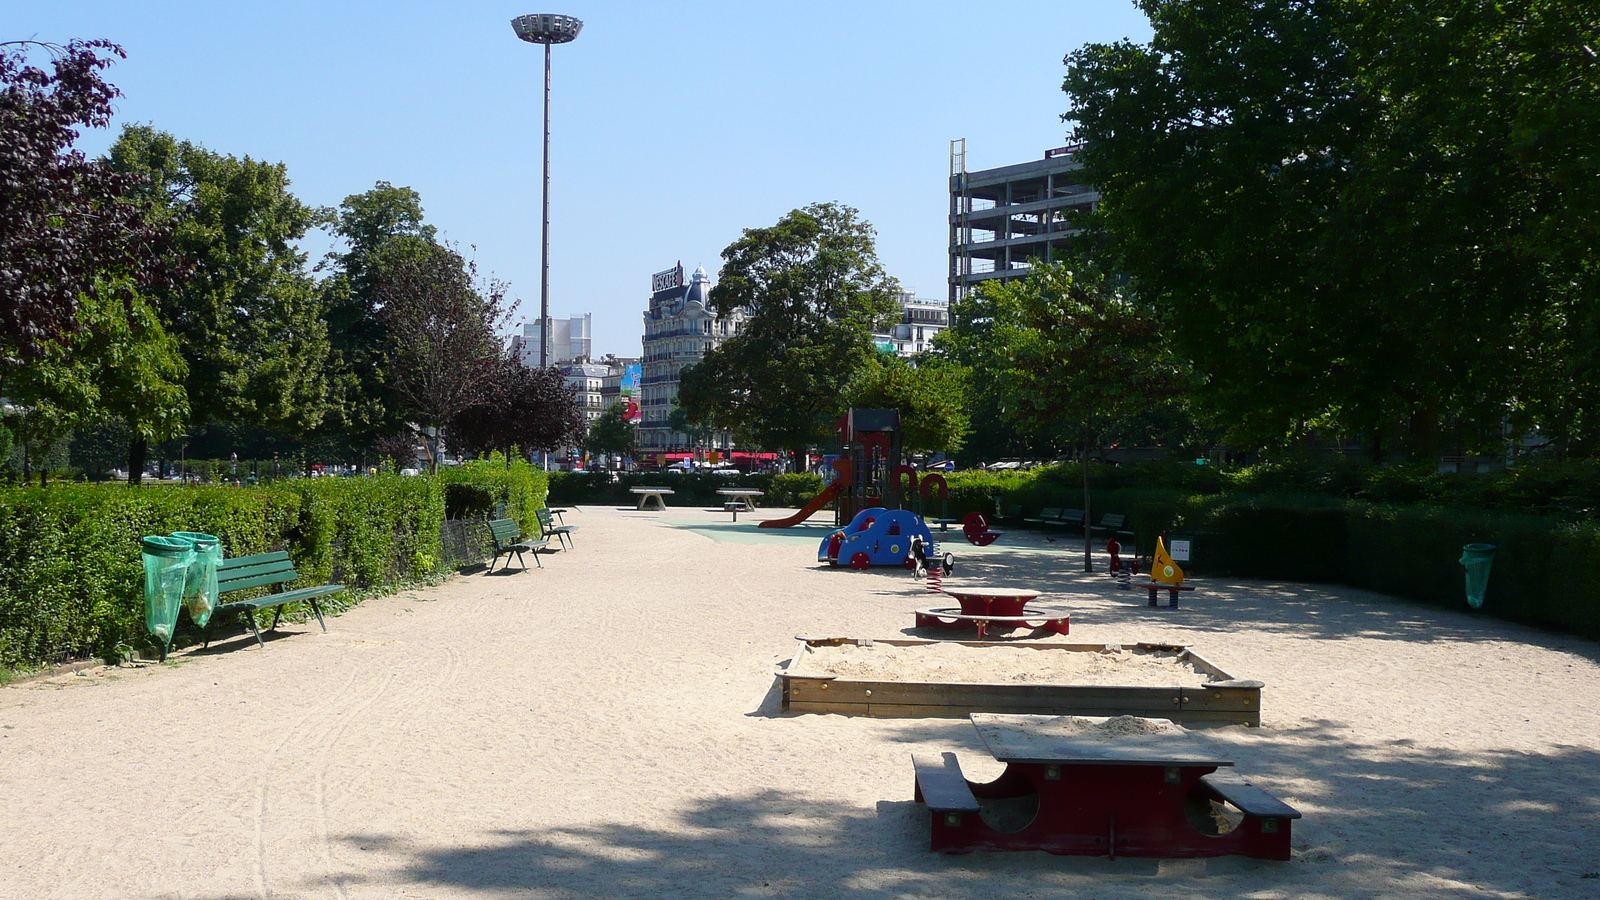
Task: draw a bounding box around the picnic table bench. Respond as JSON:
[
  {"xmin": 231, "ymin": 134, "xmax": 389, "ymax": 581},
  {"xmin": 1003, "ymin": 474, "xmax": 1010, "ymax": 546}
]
[
  {"xmin": 206, "ymin": 551, "xmax": 341, "ymax": 650},
  {"xmin": 912, "ymin": 713, "xmax": 1300, "ymax": 859},
  {"xmin": 1142, "ymin": 582, "xmax": 1196, "ymax": 608},
  {"xmin": 629, "ymin": 486, "xmax": 674, "ymax": 510},
  {"xmin": 487, "ymin": 517, "xmax": 549, "ymax": 573}
]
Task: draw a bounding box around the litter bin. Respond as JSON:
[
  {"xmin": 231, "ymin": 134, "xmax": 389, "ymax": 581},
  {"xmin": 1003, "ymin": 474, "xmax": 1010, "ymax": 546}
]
[
  {"xmin": 171, "ymin": 531, "xmax": 221, "ymax": 629},
  {"xmin": 1459, "ymin": 543, "xmax": 1497, "ymax": 609},
  {"xmin": 141, "ymin": 535, "xmax": 195, "ymax": 656}
]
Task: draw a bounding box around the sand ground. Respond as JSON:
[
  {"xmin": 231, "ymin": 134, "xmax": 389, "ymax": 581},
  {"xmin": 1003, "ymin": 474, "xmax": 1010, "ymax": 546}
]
[{"xmin": 2, "ymin": 504, "xmax": 1598, "ymax": 899}]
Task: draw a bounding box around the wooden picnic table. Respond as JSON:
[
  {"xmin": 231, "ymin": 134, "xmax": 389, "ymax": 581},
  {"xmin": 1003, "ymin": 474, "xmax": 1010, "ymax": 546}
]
[
  {"xmin": 912, "ymin": 713, "xmax": 1299, "ymax": 860},
  {"xmin": 629, "ymin": 486, "xmax": 674, "ymax": 510}
]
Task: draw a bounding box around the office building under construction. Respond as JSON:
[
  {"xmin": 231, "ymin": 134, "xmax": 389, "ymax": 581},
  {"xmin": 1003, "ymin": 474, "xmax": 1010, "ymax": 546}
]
[{"xmin": 948, "ymin": 140, "xmax": 1101, "ymax": 304}]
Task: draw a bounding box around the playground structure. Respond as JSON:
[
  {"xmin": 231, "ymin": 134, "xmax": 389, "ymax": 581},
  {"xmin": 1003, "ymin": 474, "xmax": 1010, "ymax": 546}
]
[
  {"xmin": 761, "ymin": 408, "xmax": 949, "ymax": 529},
  {"xmin": 818, "ymin": 507, "xmax": 938, "ymax": 570}
]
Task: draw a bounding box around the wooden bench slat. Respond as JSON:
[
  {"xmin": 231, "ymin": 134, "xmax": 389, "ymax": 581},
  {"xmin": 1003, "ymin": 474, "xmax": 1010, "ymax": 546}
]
[
  {"xmin": 218, "ymin": 569, "xmax": 303, "ymax": 594},
  {"xmin": 1200, "ymin": 771, "xmax": 1301, "ymax": 819},
  {"xmin": 912, "ymin": 752, "xmax": 981, "ymax": 812},
  {"xmin": 216, "ymin": 584, "xmax": 345, "ymax": 613}
]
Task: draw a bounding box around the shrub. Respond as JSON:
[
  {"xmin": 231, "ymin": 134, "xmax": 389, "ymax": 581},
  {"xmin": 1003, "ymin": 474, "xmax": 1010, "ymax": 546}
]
[{"xmin": 0, "ymin": 464, "xmax": 539, "ymax": 672}]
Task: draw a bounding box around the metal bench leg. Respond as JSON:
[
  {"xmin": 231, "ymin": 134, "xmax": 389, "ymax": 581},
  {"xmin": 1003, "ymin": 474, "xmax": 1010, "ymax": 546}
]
[
  {"xmin": 244, "ymin": 611, "xmax": 265, "ymax": 648},
  {"xmin": 532, "ymin": 547, "xmax": 543, "ymax": 568},
  {"xmin": 309, "ymin": 598, "xmax": 327, "ymax": 633},
  {"xmin": 269, "ymin": 606, "xmax": 285, "ymax": 631}
]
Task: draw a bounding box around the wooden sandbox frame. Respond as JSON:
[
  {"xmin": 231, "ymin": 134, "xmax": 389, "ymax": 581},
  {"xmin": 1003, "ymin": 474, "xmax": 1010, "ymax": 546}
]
[{"xmin": 778, "ymin": 637, "xmax": 1263, "ymax": 726}]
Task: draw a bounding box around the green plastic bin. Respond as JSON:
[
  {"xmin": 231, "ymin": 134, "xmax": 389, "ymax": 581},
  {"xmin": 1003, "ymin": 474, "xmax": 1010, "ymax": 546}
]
[
  {"xmin": 172, "ymin": 531, "xmax": 222, "ymax": 628},
  {"xmin": 141, "ymin": 535, "xmax": 195, "ymax": 653},
  {"xmin": 1459, "ymin": 543, "xmax": 1497, "ymax": 609}
]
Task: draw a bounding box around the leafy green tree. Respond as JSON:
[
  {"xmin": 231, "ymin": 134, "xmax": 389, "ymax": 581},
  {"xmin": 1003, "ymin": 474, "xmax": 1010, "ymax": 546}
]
[
  {"xmin": 665, "ymin": 402, "xmax": 715, "ymax": 460},
  {"xmin": 679, "ymin": 202, "xmax": 900, "ymax": 468},
  {"xmin": 107, "ymin": 126, "xmax": 329, "ymax": 444},
  {"xmin": 1062, "ymin": 0, "xmax": 1599, "ymax": 460},
  {"xmin": 940, "ymin": 264, "xmax": 1186, "ymax": 567},
  {"xmin": 585, "ymin": 401, "xmax": 638, "ymax": 462},
  {"xmin": 847, "ymin": 355, "xmax": 971, "ymax": 456},
  {"xmin": 74, "ymin": 285, "xmax": 188, "ymax": 484},
  {"xmin": 317, "ymin": 182, "xmax": 439, "ymax": 449}
]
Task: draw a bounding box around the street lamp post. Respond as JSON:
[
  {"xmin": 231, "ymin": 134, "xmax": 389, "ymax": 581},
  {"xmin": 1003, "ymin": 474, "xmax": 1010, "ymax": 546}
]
[{"xmin": 511, "ymin": 13, "xmax": 583, "ymax": 370}]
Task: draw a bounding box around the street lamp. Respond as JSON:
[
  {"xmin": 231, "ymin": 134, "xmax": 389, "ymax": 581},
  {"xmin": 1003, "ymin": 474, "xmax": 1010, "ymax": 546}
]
[{"xmin": 511, "ymin": 13, "xmax": 583, "ymax": 369}]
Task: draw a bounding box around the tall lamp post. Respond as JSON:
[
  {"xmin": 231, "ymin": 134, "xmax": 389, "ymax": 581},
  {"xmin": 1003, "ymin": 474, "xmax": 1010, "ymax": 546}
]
[{"xmin": 511, "ymin": 13, "xmax": 583, "ymax": 369}]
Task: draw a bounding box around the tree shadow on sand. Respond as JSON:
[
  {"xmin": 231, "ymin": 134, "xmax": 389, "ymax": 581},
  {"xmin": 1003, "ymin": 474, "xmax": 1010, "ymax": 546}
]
[
  {"xmin": 285, "ymin": 724, "xmax": 1600, "ymax": 899},
  {"xmin": 936, "ymin": 544, "xmax": 1600, "ymax": 659}
]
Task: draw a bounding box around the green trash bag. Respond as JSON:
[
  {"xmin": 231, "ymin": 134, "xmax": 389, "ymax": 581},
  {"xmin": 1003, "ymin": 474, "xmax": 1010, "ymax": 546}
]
[
  {"xmin": 172, "ymin": 531, "xmax": 222, "ymax": 628},
  {"xmin": 1459, "ymin": 543, "xmax": 1497, "ymax": 610},
  {"xmin": 141, "ymin": 535, "xmax": 195, "ymax": 646}
]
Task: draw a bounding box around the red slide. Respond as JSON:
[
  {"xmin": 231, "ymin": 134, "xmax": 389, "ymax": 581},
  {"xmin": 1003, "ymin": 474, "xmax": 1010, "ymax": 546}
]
[{"xmin": 759, "ymin": 460, "xmax": 852, "ymax": 528}]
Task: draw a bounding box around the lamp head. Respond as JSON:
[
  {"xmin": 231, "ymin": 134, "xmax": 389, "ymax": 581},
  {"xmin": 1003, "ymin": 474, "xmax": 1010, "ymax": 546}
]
[{"xmin": 512, "ymin": 14, "xmax": 583, "ymax": 45}]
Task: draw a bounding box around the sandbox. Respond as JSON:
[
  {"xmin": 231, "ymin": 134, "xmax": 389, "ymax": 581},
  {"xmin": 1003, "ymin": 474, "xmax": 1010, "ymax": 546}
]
[{"xmin": 778, "ymin": 637, "xmax": 1263, "ymax": 725}]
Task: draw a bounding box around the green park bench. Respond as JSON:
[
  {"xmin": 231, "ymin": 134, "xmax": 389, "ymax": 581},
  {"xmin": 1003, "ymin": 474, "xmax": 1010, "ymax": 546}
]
[
  {"xmin": 487, "ymin": 517, "xmax": 549, "ymax": 573},
  {"xmin": 537, "ymin": 508, "xmax": 578, "ymax": 550},
  {"xmin": 205, "ymin": 551, "xmax": 341, "ymax": 650}
]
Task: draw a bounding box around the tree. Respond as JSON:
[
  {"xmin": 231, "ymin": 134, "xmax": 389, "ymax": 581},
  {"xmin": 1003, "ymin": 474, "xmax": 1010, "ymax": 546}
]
[
  {"xmin": 679, "ymin": 203, "xmax": 900, "ymax": 468},
  {"xmin": 378, "ymin": 243, "xmax": 509, "ymax": 473},
  {"xmin": 847, "ymin": 354, "xmax": 971, "ymax": 456},
  {"xmin": 450, "ymin": 353, "xmax": 581, "ymax": 464},
  {"xmin": 585, "ymin": 401, "xmax": 638, "ymax": 463},
  {"xmin": 0, "ymin": 40, "xmax": 172, "ymax": 375},
  {"xmin": 940, "ymin": 263, "xmax": 1186, "ymax": 568},
  {"xmin": 317, "ymin": 182, "xmax": 439, "ymax": 450},
  {"xmin": 1062, "ymin": 0, "xmax": 1597, "ymax": 460},
  {"xmin": 107, "ymin": 126, "xmax": 329, "ymax": 447},
  {"xmin": 71, "ymin": 284, "xmax": 187, "ymax": 484}
]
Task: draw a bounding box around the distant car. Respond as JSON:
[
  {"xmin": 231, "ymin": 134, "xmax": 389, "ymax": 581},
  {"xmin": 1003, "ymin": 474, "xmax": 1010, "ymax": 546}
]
[{"xmin": 710, "ymin": 468, "xmax": 742, "ymax": 477}]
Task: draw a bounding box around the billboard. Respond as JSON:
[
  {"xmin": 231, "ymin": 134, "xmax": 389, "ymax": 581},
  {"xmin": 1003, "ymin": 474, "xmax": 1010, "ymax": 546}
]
[
  {"xmin": 620, "ymin": 364, "xmax": 642, "ymax": 422},
  {"xmin": 651, "ymin": 265, "xmax": 684, "ymax": 294}
]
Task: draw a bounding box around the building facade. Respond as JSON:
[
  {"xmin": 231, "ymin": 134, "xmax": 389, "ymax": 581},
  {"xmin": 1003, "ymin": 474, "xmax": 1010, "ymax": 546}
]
[
  {"xmin": 512, "ymin": 313, "xmax": 592, "ymax": 367},
  {"xmin": 948, "ymin": 141, "xmax": 1101, "ymax": 304},
  {"xmin": 638, "ymin": 263, "xmax": 747, "ymax": 455},
  {"xmin": 555, "ymin": 354, "xmax": 639, "ymax": 469},
  {"xmin": 872, "ymin": 290, "xmax": 949, "ymax": 356}
]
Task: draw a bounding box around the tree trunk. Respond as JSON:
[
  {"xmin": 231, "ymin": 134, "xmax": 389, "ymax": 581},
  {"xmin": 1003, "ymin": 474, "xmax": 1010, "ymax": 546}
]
[
  {"xmin": 1081, "ymin": 447, "xmax": 1094, "ymax": 573},
  {"xmin": 1406, "ymin": 404, "xmax": 1440, "ymax": 462},
  {"xmin": 127, "ymin": 438, "xmax": 147, "ymax": 486}
]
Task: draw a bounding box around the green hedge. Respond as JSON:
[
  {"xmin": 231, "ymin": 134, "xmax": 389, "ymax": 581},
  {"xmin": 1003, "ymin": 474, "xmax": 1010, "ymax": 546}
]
[
  {"xmin": 955, "ymin": 464, "xmax": 1600, "ymax": 640},
  {"xmin": 547, "ymin": 471, "xmax": 781, "ymax": 508},
  {"xmin": 0, "ymin": 461, "xmax": 547, "ymax": 672}
]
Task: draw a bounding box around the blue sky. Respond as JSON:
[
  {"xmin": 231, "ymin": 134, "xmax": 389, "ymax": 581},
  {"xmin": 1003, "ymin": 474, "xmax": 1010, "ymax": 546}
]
[{"xmin": 11, "ymin": 1, "xmax": 1153, "ymax": 358}]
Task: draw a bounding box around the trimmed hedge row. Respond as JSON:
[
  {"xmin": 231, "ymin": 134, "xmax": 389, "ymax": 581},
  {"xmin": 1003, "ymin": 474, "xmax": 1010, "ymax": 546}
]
[
  {"xmin": 0, "ymin": 460, "xmax": 547, "ymax": 671},
  {"xmin": 1160, "ymin": 496, "xmax": 1600, "ymax": 639}
]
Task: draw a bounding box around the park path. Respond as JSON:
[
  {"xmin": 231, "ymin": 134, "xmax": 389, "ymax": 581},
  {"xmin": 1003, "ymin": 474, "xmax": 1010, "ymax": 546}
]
[{"xmin": 2, "ymin": 505, "xmax": 1597, "ymax": 899}]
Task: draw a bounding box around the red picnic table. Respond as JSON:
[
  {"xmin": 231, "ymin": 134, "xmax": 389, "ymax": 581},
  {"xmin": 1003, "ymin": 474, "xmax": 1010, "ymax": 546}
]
[
  {"xmin": 912, "ymin": 713, "xmax": 1300, "ymax": 860},
  {"xmin": 915, "ymin": 587, "xmax": 1070, "ymax": 638}
]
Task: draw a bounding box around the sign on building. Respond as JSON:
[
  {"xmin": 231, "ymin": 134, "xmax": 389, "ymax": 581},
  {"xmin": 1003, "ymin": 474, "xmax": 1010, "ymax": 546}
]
[{"xmin": 651, "ymin": 265, "xmax": 684, "ymax": 294}]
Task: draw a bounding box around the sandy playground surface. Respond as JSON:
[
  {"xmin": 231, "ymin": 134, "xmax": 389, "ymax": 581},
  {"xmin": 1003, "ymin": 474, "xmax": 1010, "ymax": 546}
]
[{"xmin": 2, "ymin": 504, "xmax": 1598, "ymax": 899}]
